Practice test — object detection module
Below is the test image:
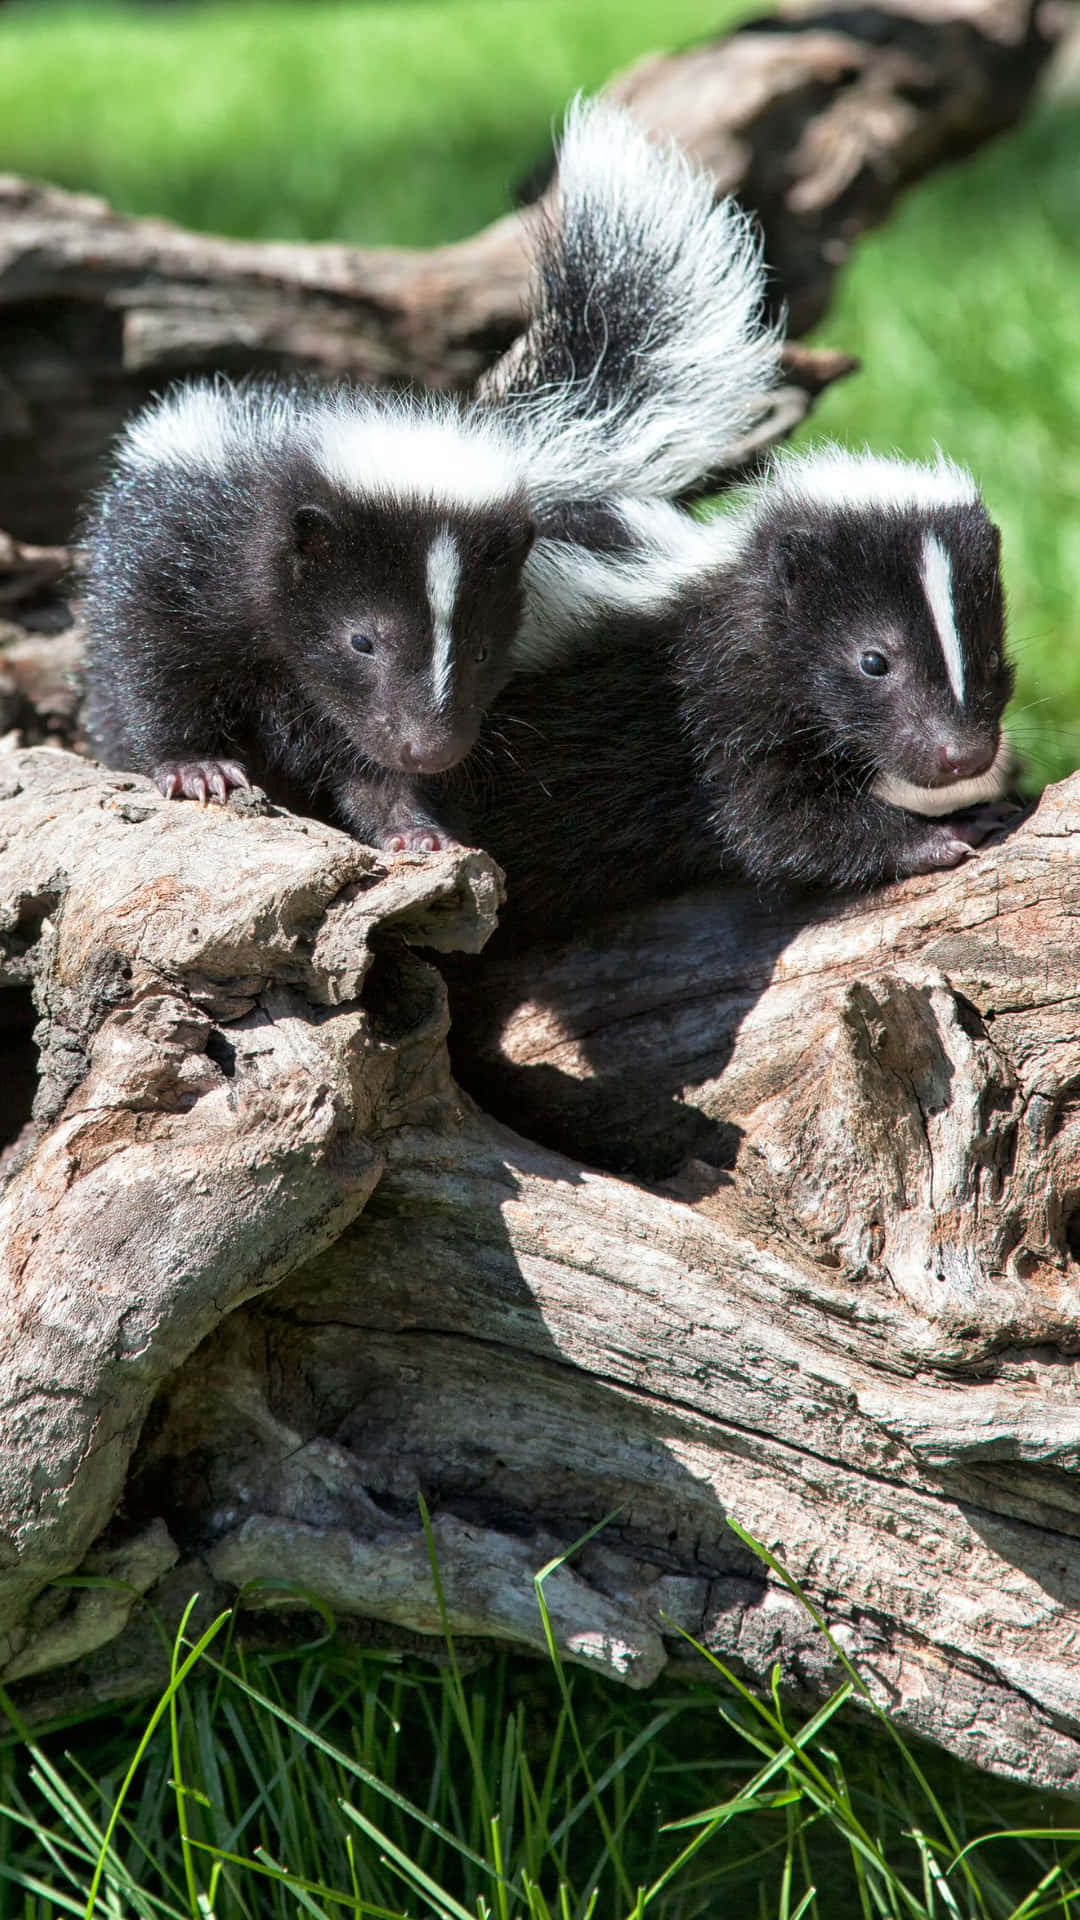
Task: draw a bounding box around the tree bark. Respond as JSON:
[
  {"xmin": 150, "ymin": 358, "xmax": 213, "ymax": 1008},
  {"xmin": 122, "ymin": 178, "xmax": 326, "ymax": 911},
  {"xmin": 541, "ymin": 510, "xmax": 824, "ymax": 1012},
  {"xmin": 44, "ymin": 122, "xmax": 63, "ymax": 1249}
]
[
  {"xmin": 0, "ymin": 0, "xmax": 1061, "ymax": 540},
  {"xmin": 4, "ymin": 748, "xmax": 1080, "ymax": 1794}
]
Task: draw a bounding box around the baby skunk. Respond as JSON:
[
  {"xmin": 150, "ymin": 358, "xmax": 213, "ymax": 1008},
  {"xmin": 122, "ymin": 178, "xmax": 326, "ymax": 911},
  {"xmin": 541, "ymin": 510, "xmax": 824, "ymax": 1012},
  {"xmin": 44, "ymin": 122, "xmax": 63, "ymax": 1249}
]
[
  {"xmin": 440, "ymin": 448, "xmax": 1017, "ymax": 942},
  {"xmin": 81, "ymin": 98, "xmax": 780, "ymax": 849},
  {"xmin": 83, "ymin": 384, "xmax": 535, "ymax": 849}
]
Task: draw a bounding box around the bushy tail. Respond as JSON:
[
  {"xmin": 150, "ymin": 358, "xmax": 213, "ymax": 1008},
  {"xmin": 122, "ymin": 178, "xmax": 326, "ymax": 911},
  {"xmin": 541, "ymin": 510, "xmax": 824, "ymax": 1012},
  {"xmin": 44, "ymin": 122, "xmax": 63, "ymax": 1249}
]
[{"xmin": 488, "ymin": 95, "xmax": 783, "ymax": 505}]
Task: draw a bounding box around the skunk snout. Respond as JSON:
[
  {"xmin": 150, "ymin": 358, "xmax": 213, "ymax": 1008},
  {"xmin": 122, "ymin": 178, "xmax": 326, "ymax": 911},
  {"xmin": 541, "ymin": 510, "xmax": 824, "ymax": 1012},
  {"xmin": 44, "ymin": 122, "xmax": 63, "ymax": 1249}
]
[
  {"xmin": 935, "ymin": 738, "xmax": 997, "ymax": 782},
  {"xmin": 398, "ymin": 730, "xmax": 475, "ymax": 775}
]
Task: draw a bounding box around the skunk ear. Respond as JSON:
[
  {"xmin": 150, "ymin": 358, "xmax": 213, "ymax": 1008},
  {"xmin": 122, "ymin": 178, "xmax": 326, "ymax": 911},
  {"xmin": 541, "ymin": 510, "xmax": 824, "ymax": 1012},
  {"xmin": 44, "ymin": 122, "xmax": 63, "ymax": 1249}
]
[
  {"xmin": 292, "ymin": 504, "xmax": 339, "ymax": 562},
  {"xmin": 771, "ymin": 527, "xmax": 825, "ymax": 593}
]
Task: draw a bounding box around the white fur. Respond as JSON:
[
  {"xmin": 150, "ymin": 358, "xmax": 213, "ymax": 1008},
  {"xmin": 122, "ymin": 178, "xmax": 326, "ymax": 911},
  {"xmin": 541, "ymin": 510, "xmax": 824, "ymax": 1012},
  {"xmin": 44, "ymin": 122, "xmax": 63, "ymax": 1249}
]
[
  {"xmin": 515, "ymin": 498, "xmax": 740, "ymax": 666},
  {"xmin": 118, "ymin": 381, "xmax": 290, "ymax": 473},
  {"xmin": 623, "ymin": 446, "xmax": 978, "ymax": 571},
  {"xmin": 873, "ymin": 736, "xmax": 1013, "ymax": 816},
  {"xmin": 506, "ymin": 97, "xmax": 781, "ymax": 504},
  {"xmin": 760, "ymin": 444, "xmax": 979, "ymax": 516},
  {"xmin": 310, "ymin": 392, "xmax": 524, "ymax": 509},
  {"xmin": 118, "ymin": 379, "xmax": 526, "ymax": 513},
  {"xmin": 920, "ymin": 532, "xmax": 965, "ymax": 705},
  {"xmin": 426, "ymin": 529, "xmax": 461, "ymax": 710}
]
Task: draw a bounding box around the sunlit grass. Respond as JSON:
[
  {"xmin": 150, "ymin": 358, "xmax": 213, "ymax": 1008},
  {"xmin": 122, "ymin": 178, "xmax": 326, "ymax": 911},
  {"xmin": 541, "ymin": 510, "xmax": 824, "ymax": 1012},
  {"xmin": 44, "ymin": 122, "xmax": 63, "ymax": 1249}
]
[{"xmin": 0, "ymin": 1539, "xmax": 1078, "ymax": 1919}]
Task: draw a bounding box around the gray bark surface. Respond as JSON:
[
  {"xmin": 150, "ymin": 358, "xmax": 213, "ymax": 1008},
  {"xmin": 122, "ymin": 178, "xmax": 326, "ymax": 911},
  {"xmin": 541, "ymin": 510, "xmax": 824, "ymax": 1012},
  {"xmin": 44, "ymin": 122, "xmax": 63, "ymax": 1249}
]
[{"xmin": 4, "ymin": 750, "xmax": 1080, "ymax": 1794}]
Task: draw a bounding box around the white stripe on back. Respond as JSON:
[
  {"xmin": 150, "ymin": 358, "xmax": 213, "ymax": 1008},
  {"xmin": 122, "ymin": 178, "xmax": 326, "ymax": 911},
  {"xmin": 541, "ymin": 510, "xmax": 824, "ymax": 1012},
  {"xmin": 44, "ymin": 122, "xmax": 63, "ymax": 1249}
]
[
  {"xmin": 920, "ymin": 533, "xmax": 965, "ymax": 706},
  {"xmin": 427, "ymin": 530, "xmax": 461, "ymax": 713}
]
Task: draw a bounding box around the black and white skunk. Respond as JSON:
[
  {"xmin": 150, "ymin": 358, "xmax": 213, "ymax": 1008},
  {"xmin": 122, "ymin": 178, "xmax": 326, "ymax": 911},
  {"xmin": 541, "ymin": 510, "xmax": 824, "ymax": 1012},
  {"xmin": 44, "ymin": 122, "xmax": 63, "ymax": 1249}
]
[
  {"xmin": 82, "ymin": 384, "xmax": 536, "ymax": 848},
  {"xmin": 82, "ymin": 99, "xmax": 780, "ymax": 850},
  {"xmin": 438, "ymin": 447, "xmax": 1018, "ymax": 941}
]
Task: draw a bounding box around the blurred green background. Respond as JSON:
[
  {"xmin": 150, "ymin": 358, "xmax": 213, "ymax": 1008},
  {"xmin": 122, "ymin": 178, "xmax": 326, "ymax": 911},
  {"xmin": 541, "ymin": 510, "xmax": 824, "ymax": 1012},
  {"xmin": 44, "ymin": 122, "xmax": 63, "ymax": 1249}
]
[{"xmin": 2, "ymin": 0, "xmax": 1079, "ymax": 780}]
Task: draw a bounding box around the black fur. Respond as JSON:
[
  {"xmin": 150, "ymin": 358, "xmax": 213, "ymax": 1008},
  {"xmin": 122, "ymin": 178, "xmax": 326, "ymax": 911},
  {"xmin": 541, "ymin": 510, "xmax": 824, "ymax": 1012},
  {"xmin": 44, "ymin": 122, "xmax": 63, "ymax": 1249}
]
[
  {"xmin": 82, "ymin": 412, "xmax": 535, "ymax": 848},
  {"xmin": 440, "ymin": 494, "xmax": 1015, "ymax": 943}
]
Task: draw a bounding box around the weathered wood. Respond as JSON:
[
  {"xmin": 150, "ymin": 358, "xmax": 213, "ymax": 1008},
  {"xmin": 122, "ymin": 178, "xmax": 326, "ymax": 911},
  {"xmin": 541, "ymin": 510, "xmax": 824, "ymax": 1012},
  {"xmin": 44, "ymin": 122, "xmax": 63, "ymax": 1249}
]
[
  {"xmin": 0, "ymin": 748, "xmax": 499, "ymax": 1651},
  {"xmin": 0, "ymin": 530, "xmax": 81, "ymax": 748},
  {"xmin": 0, "ymin": 0, "xmax": 1060, "ymax": 539},
  {"xmin": 6, "ymin": 748, "xmax": 1080, "ymax": 1794},
  {"xmin": 447, "ymin": 781, "xmax": 1080, "ymax": 1361}
]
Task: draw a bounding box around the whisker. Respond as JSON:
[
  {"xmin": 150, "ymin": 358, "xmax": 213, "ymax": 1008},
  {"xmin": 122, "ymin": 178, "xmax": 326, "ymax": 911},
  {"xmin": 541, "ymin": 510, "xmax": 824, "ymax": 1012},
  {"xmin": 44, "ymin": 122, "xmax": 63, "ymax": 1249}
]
[
  {"xmin": 496, "ymin": 714, "xmax": 550, "ymax": 743},
  {"xmin": 1008, "ymin": 695, "xmax": 1058, "ymax": 718}
]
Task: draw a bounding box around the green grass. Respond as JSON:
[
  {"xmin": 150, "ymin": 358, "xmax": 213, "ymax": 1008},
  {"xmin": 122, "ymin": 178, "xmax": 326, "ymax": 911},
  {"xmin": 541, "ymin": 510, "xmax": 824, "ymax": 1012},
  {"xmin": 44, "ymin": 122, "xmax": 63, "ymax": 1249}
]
[
  {"xmin": 1, "ymin": 1589, "xmax": 1080, "ymax": 1920},
  {"xmin": 0, "ymin": 0, "xmax": 744, "ymax": 247}
]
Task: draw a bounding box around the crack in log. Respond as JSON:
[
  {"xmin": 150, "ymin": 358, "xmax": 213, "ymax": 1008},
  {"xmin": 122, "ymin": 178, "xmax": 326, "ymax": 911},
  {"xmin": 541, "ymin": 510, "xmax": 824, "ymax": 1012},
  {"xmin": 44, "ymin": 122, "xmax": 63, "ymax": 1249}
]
[{"xmin": 236, "ymin": 1310, "xmax": 1080, "ymax": 1553}]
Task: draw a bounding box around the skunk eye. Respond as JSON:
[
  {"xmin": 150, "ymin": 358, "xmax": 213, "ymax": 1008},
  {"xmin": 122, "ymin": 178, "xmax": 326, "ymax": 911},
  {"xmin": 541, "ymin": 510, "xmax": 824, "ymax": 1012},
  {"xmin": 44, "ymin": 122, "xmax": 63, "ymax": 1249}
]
[
  {"xmin": 350, "ymin": 633, "xmax": 375, "ymax": 656},
  {"xmin": 988, "ymin": 649, "xmax": 1000, "ymax": 672},
  {"xmin": 474, "ymin": 645, "xmax": 489, "ymax": 664},
  {"xmin": 859, "ymin": 650, "xmax": 890, "ymax": 678}
]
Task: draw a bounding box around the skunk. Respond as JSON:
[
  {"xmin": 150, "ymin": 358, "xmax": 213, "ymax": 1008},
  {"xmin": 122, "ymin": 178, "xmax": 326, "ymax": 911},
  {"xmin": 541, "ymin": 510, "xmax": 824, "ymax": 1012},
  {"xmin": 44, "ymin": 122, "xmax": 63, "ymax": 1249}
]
[
  {"xmin": 438, "ymin": 448, "xmax": 1018, "ymax": 941},
  {"xmin": 82, "ymin": 383, "xmax": 535, "ymax": 848},
  {"xmin": 81, "ymin": 98, "xmax": 780, "ymax": 849}
]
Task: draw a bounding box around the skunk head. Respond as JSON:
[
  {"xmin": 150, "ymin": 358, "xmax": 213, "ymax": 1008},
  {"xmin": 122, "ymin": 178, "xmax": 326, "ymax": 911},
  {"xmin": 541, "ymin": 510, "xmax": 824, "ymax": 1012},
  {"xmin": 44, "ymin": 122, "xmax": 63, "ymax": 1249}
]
[
  {"xmin": 746, "ymin": 453, "xmax": 1014, "ymax": 813},
  {"xmin": 266, "ymin": 474, "xmax": 535, "ymax": 774}
]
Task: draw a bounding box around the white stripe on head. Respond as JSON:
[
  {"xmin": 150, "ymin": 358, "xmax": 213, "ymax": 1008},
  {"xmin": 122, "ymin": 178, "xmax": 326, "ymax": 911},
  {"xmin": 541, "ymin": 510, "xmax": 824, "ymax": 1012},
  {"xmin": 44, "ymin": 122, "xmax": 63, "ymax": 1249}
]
[
  {"xmin": 310, "ymin": 393, "xmax": 524, "ymax": 511},
  {"xmin": 920, "ymin": 532, "xmax": 965, "ymax": 706},
  {"xmin": 118, "ymin": 380, "xmax": 528, "ymax": 514},
  {"xmin": 118, "ymin": 379, "xmax": 290, "ymax": 475},
  {"xmin": 427, "ymin": 530, "xmax": 461, "ymax": 712}
]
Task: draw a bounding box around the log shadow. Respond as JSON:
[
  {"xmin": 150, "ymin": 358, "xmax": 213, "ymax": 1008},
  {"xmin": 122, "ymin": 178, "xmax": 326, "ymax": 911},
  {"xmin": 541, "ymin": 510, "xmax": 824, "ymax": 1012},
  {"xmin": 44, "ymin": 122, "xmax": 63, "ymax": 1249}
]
[
  {"xmin": 442, "ymin": 880, "xmax": 822, "ymax": 1185},
  {"xmin": 117, "ymin": 1114, "xmax": 766, "ymax": 1694},
  {"xmin": 0, "ymin": 983, "xmax": 39, "ymax": 1161}
]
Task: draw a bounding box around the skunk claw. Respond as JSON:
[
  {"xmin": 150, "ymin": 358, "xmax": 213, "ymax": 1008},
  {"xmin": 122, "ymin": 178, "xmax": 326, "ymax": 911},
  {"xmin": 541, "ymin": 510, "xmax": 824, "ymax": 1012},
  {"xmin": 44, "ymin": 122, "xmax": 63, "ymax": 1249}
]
[
  {"xmin": 153, "ymin": 759, "xmax": 251, "ymax": 805},
  {"xmin": 382, "ymin": 824, "xmax": 462, "ymax": 855}
]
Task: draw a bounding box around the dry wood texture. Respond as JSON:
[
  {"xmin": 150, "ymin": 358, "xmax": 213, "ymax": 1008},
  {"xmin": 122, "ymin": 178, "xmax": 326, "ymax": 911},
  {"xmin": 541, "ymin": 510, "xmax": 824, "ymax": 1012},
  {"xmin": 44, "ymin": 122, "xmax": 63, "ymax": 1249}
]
[
  {"xmin": 5, "ymin": 752, "xmax": 1080, "ymax": 1795},
  {"xmin": 0, "ymin": 0, "xmax": 1061, "ymax": 539},
  {"xmin": 0, "ymin": 0, "xmax": 1073, "ymax": 1792}
]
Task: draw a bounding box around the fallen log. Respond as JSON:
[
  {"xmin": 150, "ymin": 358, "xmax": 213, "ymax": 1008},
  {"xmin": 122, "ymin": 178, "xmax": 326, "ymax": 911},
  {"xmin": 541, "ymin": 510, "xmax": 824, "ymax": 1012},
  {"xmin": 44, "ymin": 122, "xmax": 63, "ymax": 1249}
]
[
  {"xmin": 0, "ymin": 748, "xmax": 499, "ymax": 1653},
  {"xmin": 4, "ymin": 748, "xmax": 1080, "ymax": 1794},
  {"xmin": 0, "ymin": 0, "xmax": 1061, "ymax": 540}
]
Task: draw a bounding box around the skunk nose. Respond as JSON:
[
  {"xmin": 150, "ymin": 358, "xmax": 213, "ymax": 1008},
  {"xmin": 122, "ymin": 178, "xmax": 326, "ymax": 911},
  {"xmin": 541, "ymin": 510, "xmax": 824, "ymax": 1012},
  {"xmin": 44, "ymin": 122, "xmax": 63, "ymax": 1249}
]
[
  {"xmin": 936, "ymin": 742, "xmax": 995, "ymax": 781},
  {"xmin": 398, "ymin": 739, "xmax": 465, "ymax": 775}
]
